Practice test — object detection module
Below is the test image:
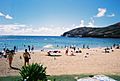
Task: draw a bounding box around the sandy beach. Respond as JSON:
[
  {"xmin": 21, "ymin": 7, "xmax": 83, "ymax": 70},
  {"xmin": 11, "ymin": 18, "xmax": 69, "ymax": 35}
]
[{"xmin": 0, "ymin": 48, "xmax": 120, "ymax": 76}]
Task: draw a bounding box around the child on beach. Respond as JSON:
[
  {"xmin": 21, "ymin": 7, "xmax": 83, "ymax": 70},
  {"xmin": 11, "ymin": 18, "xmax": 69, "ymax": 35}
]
[{"xmin": 23, "ymin": 49, "xmax": 31, "ymax": 66}]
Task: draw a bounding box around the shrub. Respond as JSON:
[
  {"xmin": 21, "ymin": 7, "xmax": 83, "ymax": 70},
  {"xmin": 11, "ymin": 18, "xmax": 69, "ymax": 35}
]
[{"xmin": 19, "ymin": 63, "xmax": 47, "ymax": 81}]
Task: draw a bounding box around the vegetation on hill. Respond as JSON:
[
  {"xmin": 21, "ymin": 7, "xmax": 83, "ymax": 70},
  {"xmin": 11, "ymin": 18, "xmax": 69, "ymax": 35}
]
[{"xmin": 62, "ymin": 22, "xmax": 120, "ymax": 38}]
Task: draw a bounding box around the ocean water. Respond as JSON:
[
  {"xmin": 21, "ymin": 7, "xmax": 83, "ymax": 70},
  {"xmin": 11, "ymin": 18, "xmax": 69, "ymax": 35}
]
[{"xmin": 0, "ymin": 35, "xmax": 120, "ymax": 51}]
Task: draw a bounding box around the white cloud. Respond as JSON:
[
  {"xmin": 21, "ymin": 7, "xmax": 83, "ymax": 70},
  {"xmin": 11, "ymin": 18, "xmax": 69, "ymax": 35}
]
[
  {"xmin": 79, "ymin": 20, "xmax": 84, "ymax": 27},
  {"xmin": 95, "ymin": 8, "xmax": 106, "ymax": 17},
  {"xmin": 0, "ymin": 24, "xmax": 72, "ymax": 36},
  {"xmin": 75, "ymin": 18, "xmax": 95, "ymax": 28},
  {"xmin": 72, "ymin": 24, "xmax": 75, "ymax": 27},
  {"xmin": 0, "ymin": 23, "xmax": 99, "ymax": 36},
  {"xmin": 94, "ymin": 8, "xmax": 115, "ymax": 18},
  {"xmin": 0, "ymin": 12, "xmax": 5, "ymax": 16},
  {"xmin": 87, "ymin": 22, "xmax": 94, "ymax": 27},
  {"xmin": 0, "ymin": 12, "xmax": 13, "ymax": 19},
  {"xmin": 87, "ymin": 17, "xmax": 95, "ymax": 27},
  {"xmin": 5, "ymin": 14, "xmax": 13, "ymax": 19},
  {"xmin": 107, "ymin": 13, "xmax": 115, "ymax": 17},
  {"xmin": 0, "ymin": 24, "xmax": 28, "ymax": 33},
  {"xmin": 90, "ymin": 17, "xmax": 94, "ymax": 23}
]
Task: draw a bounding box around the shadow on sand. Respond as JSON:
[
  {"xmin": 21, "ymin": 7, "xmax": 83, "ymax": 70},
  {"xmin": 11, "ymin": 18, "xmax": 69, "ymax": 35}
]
[{"xmin": 11, "ymin": 66, "xmax": 20, "ymax": 70}]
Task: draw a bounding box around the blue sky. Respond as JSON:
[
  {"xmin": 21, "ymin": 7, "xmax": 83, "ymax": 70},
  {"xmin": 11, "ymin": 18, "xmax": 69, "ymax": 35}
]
[{"xmin": 0, "ymin": 0, "xmax": 120, "ymax": 36}]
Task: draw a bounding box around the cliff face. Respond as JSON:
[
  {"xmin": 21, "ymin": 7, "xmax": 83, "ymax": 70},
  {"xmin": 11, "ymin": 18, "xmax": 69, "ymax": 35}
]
[{"xmin": 62, "ymin": 22, "xmax": 120, "ymax": 38}]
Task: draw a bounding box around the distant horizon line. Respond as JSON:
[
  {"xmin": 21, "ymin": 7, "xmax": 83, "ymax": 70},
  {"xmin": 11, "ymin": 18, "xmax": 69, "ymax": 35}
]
[{"xmin": 0, "ymin": 35, "xmax": 61, "ymax": 36}]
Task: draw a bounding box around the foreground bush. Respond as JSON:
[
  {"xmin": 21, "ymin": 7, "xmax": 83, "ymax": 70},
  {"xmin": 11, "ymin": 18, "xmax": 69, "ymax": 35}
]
[{"xmin": 19, "ymin": 63, "xmax": 47, "ymax": 81}]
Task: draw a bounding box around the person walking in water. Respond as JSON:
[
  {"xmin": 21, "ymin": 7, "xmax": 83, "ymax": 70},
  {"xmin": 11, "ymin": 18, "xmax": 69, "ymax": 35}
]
[
  {"xmin": 28, "ymin": 45, "xmax": 31, "ymax": 52},
  {"xmin": 14, "ymin": 46, "xmax": 17, "ymax": 52},
  {"xmin": 23, "ymin": 49, "xmax": 31, "ymax": 66},
  {"xmin": 31, "ymin": 45, "xmax": 34, "ymax": 54}
]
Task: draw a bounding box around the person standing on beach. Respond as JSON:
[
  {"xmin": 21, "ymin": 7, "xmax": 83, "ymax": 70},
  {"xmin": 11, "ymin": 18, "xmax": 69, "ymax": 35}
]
[
  {"xmin": 2, "ymin": 48, "xmax": 6, "ymax": 58},
  {"xmin": 65, "ymin": 48, "xmax": 69, "ymax": 55},
  {"xmin": 7, "ymin": 50, "xmax": 15, "ymax": 68},
  {"xmin": 23, "ymin": 49, "xmax": 31, "ymax": 66}
]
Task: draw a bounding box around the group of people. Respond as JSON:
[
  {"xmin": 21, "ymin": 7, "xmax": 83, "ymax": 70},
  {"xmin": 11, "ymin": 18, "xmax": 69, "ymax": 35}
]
[
  {"xmin": 24, "ymin": 45, "xmax": 34, "ymax": 53},
  {"xmin": 113, "ymin": 44, "xmax": 120, "ymax": 49},
  {"xmin": 65, "ymin": 44, "xmax": 90, "ymax": 56},
  {"xmin": 104, "ymin": 44, "xmax": 120, "ymax": 53},
  {"xmin": 0, "ymin": 48, "xmax": 15, "ymax": 68},
  {"xmin": 65, "ymin": 47, "xmax": 82, "ymax": 56},
  {"xmin": 0, "ymin": 48, "xmax": 31, "ymax": 68},
  {"xmin": 0, "ymin": 44, "xmax": 35, "ymax": 68}
]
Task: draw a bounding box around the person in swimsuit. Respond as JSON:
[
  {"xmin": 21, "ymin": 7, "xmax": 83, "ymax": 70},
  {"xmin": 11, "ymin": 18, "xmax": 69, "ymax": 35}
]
[
  {"xmin": 65, "ymin": 48, "xmax": 69, "ymax": 55},
  {"xmin": 23, "ymin": 49, "xmax": 30, "ymax": 66},
  {"xmin": 7, "ymin": 50, "xmax": 15, "ymax": 68}
]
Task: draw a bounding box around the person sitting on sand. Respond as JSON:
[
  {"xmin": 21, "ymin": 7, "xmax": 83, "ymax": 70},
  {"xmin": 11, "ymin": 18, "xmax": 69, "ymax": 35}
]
[
  {"xmin": 70, "ymin": 51, "xmax": 75, "ymax": 56},
  {"xmin": 23, "ymin": 49, "xmax": 31, "ymax": 66},
  {"xmin": 7, "ymin": 50, "xmax": 15, "ymax": 68}
]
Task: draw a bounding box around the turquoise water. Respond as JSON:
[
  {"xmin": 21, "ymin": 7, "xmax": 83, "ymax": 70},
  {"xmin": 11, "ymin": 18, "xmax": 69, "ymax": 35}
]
[{"xmin": 0, "ymin": 35, "xmax": 120, "ymax": 51}]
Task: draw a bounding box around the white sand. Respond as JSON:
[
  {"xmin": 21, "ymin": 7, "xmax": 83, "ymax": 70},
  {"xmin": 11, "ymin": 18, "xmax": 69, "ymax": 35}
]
[{"xmin": 0, "ymin": 48, "xmax": 120, "ymax": 76}]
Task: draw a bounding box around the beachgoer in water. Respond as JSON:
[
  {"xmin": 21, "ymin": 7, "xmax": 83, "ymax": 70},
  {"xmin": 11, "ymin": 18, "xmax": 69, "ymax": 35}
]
[
  {"xmin": 23, "ymin": 49, "xmax": 31, "ymax": 66},
  {"xmin": 113, "ymin": 44, "xmax": 116, "ymax": 48},
  {"xmin": 83, "ymin": 44, "xmax": 85, "ymax": 49},
  {"xmin": 5, "ymin": 48, "xmax": 9, "ymax": 58},
  {"xmin": 3, "ymin": 48, "xmax": 6, "ymax": 52},
  {"xmin": 24, "ymin": 45, "xmax": 26, "ymax": 47},
  {"xmin": 28, "ymin": 45, "xmax": 31, "ymax": 52},
  {"xmin": 31, "ymin": 45, "xmax": 34, "ymax": 54},
  {"xmin": 87, "ymin": 45, "xmax": 89, "ymax": 49},
  {"xmin": 7, "ymin": 50, "xmax": 15, "ymax": 68},
  {"xmin": 14, "ymin": 46, "xmax": 17, "ymax": 52}
]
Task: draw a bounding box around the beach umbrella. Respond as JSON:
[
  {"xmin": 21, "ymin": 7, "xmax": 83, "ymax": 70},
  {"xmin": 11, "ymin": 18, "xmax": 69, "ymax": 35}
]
[{"xmin": 43, "ymin": 44, "xmax": 53, "ymax": 49}]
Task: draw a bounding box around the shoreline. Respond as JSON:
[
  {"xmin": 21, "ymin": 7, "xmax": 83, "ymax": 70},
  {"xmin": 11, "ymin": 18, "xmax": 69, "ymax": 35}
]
[{"xmin": 10, "ymin": 46, "xmax": 110, "ymax": 52}]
